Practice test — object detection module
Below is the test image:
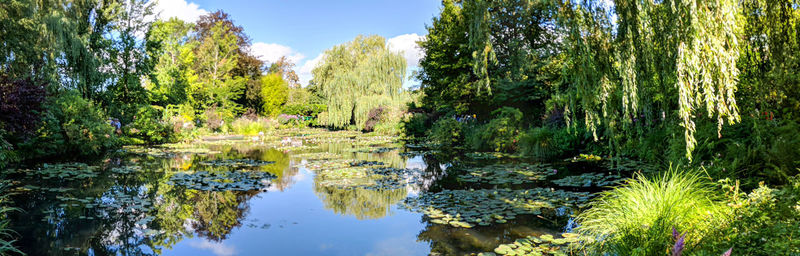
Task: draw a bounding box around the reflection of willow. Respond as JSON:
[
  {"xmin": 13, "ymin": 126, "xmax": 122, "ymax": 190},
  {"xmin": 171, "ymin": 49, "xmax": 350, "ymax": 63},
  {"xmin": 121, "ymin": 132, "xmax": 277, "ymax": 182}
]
[
  {"xmin": 315, "ymin": 143, "xmax": 407, "ymax": 168},
  {"xmin": 258, "ymin": 148, "xmax": 295, "ymax": 191},
  {"xmin": 313, "ymin": 183, "xmax": 407, "ymax": 220},
  {"xmin": 191, "ymin": 190, "xmax": 254, "ymax": 241}
]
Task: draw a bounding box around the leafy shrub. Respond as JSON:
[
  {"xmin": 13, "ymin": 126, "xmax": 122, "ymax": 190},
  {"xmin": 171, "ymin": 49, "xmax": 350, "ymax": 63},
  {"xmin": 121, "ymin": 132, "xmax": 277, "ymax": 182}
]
[
  {"xmin": 702, "ymin": 177, "xmax": 800, "ymax": 255},
  {"xmin": 575, "ymin": 170, "xmax": 731, "ymax": 256},
  {"xmin": 122, "ymin": 105, "xmax": 174, "ymax": 144},
  {"xmin": 475, "ymin": 107, "xmax": 523, "ymax": 152},
  {"xmin": 22, "ymin": 92, "xmax": 117, "ymax": 158},
  {"xmin": 693, "ymin": 118, "xmax": 800, "ymax": 185},
  {"xmin": 0, "ymin": 130, "xmax": 16, "ymax": 169},
  {"xmin": 401, "ymin": 113, "xmax": 430, "ymax": 140},
  {"xmin": 363, "ymin": 107, "xmax": 384, "ymax": 132},
  {"xmin": 519, "ymin": 126, "xmax": 578, "ymax": 160},
  {"xmin": 281, "ymin": 103, "xmax": 327, "ymax": 117},
  {"xmin": 0, "ymin": 75, "xmax": 46, "ymax": 136},
  {"xmin": 373, "ymin": 122, "xmax": 401, "ymax": 135},
  {"xmin": 231, "ymin": 117, "xmax": 276, "ymax": 136},
  {"xmin": 203, "ymin": 106, "xmax": 225, "ymax": 131},
  {"xmin": 429, "ymin": 117, "xmax": 464, "ymax": 152}
]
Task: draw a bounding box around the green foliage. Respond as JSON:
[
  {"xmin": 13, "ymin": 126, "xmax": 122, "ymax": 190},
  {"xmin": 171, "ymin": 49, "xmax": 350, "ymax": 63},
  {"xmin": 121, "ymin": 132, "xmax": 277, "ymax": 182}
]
[
  {"xmin": 401, "ymin": 113, "xmax": 430, "ymax": 140},
  {"xmin": 0, "ymin": 130, "xmax": 16, "ymax": 169},
  {"xmin": 230, "ymin": 117, "xmax": 276, "ymax": 136},
  {"xmin": 122, "ymin": 105, "xmax": 174, "ymax": 145},
  {"xmin": 519, "ymin": 126, "xmax": 579, "ymax": 161},
  {"xmin": 429, "ymin": 117, "xmax": 464, "ymax": 153},
  {"xmin": 311, "ymin": 35, "xmax": 408, "ymax": 129},
  {"xmin": 703, "ymin": 177, "xmax": 800, "ymax": 255},
  {"xmin": 21, "ymin": 92, "xmax": 117, "ymax": 158},
  {"xmin": 0, "ymin": 182, "xmax": 22, "ymax": 255},
  {"xmin": 559, "ymin": 0, "xmax": 743, "ymax": 161},
  {"xmin": 190, "ymin": 21, "xmax": 246, "ymax": 115},
  {"xmin": 280, "ymin": 103, "xmax": 327, "ymax": 117},
  {"xmin": 576, "ymin": 170, "xmax": 731, "ymax": 256},
  {"xmin": 474, "ymin": 107, "xmax": 523, "ymax": 152},
  {"xmin": 259, "ymin": 73, "xmax": 289, "ymax": 117},
  {"xmin": 144, "ymin": 18, "xmax": 194, "ymax": 106}
]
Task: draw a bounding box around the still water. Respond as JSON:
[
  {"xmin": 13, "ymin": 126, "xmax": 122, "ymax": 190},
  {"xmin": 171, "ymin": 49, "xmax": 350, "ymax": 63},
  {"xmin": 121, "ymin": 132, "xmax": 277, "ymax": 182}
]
[{"xmin": 3, "ymin": 130, "xmax": 577, "ymax": 255}]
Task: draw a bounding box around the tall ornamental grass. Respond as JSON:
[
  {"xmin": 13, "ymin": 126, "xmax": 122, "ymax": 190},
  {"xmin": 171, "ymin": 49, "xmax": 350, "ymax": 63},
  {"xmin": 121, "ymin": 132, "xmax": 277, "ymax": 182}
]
[{"xmin": 575, "ymin": 170, "xmax": 731, "ymax": 256}]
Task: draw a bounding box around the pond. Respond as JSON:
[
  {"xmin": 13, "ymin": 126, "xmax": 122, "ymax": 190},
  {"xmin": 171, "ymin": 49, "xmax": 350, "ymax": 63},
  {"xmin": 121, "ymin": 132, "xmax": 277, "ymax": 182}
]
[{"xmin": 2, "ymin": 129, "xmax": 633, "ymax": 255}]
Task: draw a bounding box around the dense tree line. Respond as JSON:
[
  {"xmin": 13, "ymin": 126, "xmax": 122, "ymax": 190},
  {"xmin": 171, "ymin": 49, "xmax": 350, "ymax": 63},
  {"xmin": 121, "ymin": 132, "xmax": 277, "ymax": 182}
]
[
  {"xmin": 0, "ymin": 1, "xmax": 305, "ymax": 166},
  {"xmin": 414, "ymin": 0, "xmax": 800, "ymax": 181}
]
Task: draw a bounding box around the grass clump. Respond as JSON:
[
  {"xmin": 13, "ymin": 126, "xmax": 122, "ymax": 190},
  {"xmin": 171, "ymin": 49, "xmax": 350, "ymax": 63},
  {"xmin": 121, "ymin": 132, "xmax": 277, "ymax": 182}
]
[
  {"xmin": 575, "ymin": 169, "xmax": 730, "ymax": 256},
  {"xmin": 0, "ymin": 182, "xmax": 22, "ymax": 255}
]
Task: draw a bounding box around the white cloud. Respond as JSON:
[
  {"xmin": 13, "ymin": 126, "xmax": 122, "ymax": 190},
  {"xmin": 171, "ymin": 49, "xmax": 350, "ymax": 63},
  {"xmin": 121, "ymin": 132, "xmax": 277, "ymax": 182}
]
[
  {"xmin": 387, "ymin": 33, "xmax": 424, "ymax": 67},
  {"xmin": 152, "ymin": 0, "xmax": 208, "ymax": 23},
  {"xmin": 298, "ymin": 53, "xmax": 325, "ymax": 87},
  {"xmin": 250, "ymin": 42, "xmax": 306, "ymax": 66},
  {"xmin": 189, "ymin": 240, "xmax": 236, "ymax": 256}
]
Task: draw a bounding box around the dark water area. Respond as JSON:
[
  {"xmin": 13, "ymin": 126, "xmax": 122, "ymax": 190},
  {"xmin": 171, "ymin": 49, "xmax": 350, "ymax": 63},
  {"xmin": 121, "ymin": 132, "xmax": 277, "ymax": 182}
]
[{"xmin": 1, "ymin": 131, "xmax": 616, "ymax": 255}]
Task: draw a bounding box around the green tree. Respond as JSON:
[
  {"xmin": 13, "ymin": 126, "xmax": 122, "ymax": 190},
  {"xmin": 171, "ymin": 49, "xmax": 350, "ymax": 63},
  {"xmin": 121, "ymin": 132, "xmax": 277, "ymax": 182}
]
[
  {"xmin": 259, "ymin": 73, "xmax": 288, "ymax": 117},
  {"xmin": 310, "ymin": 35, "xmax": 407, "ymax": 129},
  {"xmin": 559, "ymin": 0, "xmax": 742, "ymax": 160},
  {"xmin": 190, "ymin": 20, "xmax": 245, "ymax": 116},
  {"xmin": 106, "ymin": 0, "xmax": 154, "ymax": 122},
  {"xmin": 145, "ymin": 18, "xmax": 195, "ymax": 107}
]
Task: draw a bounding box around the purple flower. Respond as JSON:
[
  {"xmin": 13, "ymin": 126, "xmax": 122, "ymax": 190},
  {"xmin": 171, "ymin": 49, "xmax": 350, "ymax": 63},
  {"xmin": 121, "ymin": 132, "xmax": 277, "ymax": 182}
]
[
  {"xmin": 721, "ymin": 248, "xmax": 732, "ymax": 256},
  {"xmin": 672, "ymin": 226, "xmax": 680, "ymax": 240},
  {"xmin": 671, "ymin": 233, "xmax": 686, "ymax": 256}
]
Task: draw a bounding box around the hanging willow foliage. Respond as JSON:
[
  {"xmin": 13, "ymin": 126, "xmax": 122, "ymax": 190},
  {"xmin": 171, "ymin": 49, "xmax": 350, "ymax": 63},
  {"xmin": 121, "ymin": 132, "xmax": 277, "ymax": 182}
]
[
  {"xmin": 311, "ymin": 35, "xmax": 407, "ymax": 129},
  {"xmin": 559, "ymin": 0, "xmax": 742, "ymax": 161}
]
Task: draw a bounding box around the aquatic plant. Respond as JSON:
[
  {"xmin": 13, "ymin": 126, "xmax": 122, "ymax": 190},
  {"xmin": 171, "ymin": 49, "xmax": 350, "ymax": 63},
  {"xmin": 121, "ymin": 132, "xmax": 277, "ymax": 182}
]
[
  {"xmin": 480, "ymin": 233, "xmax": 580, "ymax": 256},
  {"xmin": 551, "ymin": 172, "xmax": 622, "ymax": 187},
  {"xmin": 575, "ymin": 170, "xmax": 731, "ymax": 255},
  {"xmin": 403, "ymin": 188, "xmax": 591, "ymax": 228},
  {"xmin": 0, "ymin": 182, "xmax": 22, "ymax": 255},
  {"xmin": 457, "ymin": 163, "xmax": 557, "ymax": 185}
]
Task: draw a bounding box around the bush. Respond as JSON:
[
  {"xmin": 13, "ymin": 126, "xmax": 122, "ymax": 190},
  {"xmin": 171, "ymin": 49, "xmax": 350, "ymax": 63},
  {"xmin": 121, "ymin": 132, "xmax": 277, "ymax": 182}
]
[
  {"xmin": 0, "ymin": 75, "xmax": 46, "ymax": 137},
  {"xmin": 21, "ymin": 92, "xmax": 117, "ymax": 158},
  {"xmin": 519, "ymin": 126, "xmax": 578, "ymax": 160},
  {"xmin": 122, "ymin": 105, "xmax": 174, "ymax": 144},
  {"xmin": 693, "ymin": 118, "xmax": 800, "ymax": 185},
  {"xmin": 231, "ymin": 117, "xmax": 276, "ymax": 136},
  {"xmin": 575, "ymin": 170, "xmax": 731, "ymax": 256},
  {"xmin": 702, "ymin": 177, "xmax": 800, "ymax": 255},
  {"xmin": 429, "ymin": 117, "xmax": 464, "ymax": 152},
  {"xmin": 475, "ymin": 107, "xmax": 523, "ymax": 152},
  {"xmin": 401, "ymin": 113, "xmax": 430, "ymax": 140},
  {"xmin": 362, "ymin": 107, "xmax": 384, "ymax": 132},
  {"xmin": 0, "ymin": 130, "xmax": 16, "ymax": 169},
  {"xmin": 281, "ymin": 103, "xmax": 327, "ymax": 117}
]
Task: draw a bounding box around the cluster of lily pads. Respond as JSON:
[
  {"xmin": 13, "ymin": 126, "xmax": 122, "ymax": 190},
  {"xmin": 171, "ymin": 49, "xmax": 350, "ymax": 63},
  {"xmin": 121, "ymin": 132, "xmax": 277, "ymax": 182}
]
[
  {"xmin": 352, "ymin": 147, "xmax": 398, "ymax": 154},
  {"xmin": 168, "ymin": 170, "xmax": 276, "ymax": 191},
  {"xmin": 315, "ymin": 166, "xmax": 421, "ymax": 190},
  {"xmin": 457, "ymin": 163, "xmax": 558, "ymax": 185},
  {"xmin": 43, "ymin": 190, "xmax": 157, "ymax": 224},
  {"xmin": 13, "ymin": 163, "xmax": 100, "ymax": 181},
  {"xmin": 551, "ymin": 172, "xmax": 622, "ymax": 187},
  {"xmin": 479, "ymin": 233, "xmax": 581, "ymax": 256},
  {"xmin": 602, "ymin": 157, "xmax": 657, "ymax": 173},
  {"xmin": 198, "ymin": 159, "xmax": 275, "ymax": 167},
  {"xmin": 402, "ymin": 188, "xmax": 592, "ymax": 228},
  {"xmin": 465, "ymin": 152, "xmax": 517, "ymax": 160}
]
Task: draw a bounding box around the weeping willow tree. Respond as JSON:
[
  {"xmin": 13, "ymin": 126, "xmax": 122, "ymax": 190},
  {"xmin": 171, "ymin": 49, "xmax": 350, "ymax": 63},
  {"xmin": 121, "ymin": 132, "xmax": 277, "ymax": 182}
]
[
  {"xmin": 559, "ymin": 0, "xmax": 742, "ymax": 161},
  {"xmin": 310, "ymin": 35, "xmax": 407, "ymax": 129}
]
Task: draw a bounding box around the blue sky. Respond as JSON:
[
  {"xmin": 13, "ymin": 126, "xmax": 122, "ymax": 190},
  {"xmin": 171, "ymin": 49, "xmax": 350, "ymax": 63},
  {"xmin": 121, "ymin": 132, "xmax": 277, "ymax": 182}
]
[{"xmin": 153, "ymin": 0, "xmax": 442, "ymax": 86}]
